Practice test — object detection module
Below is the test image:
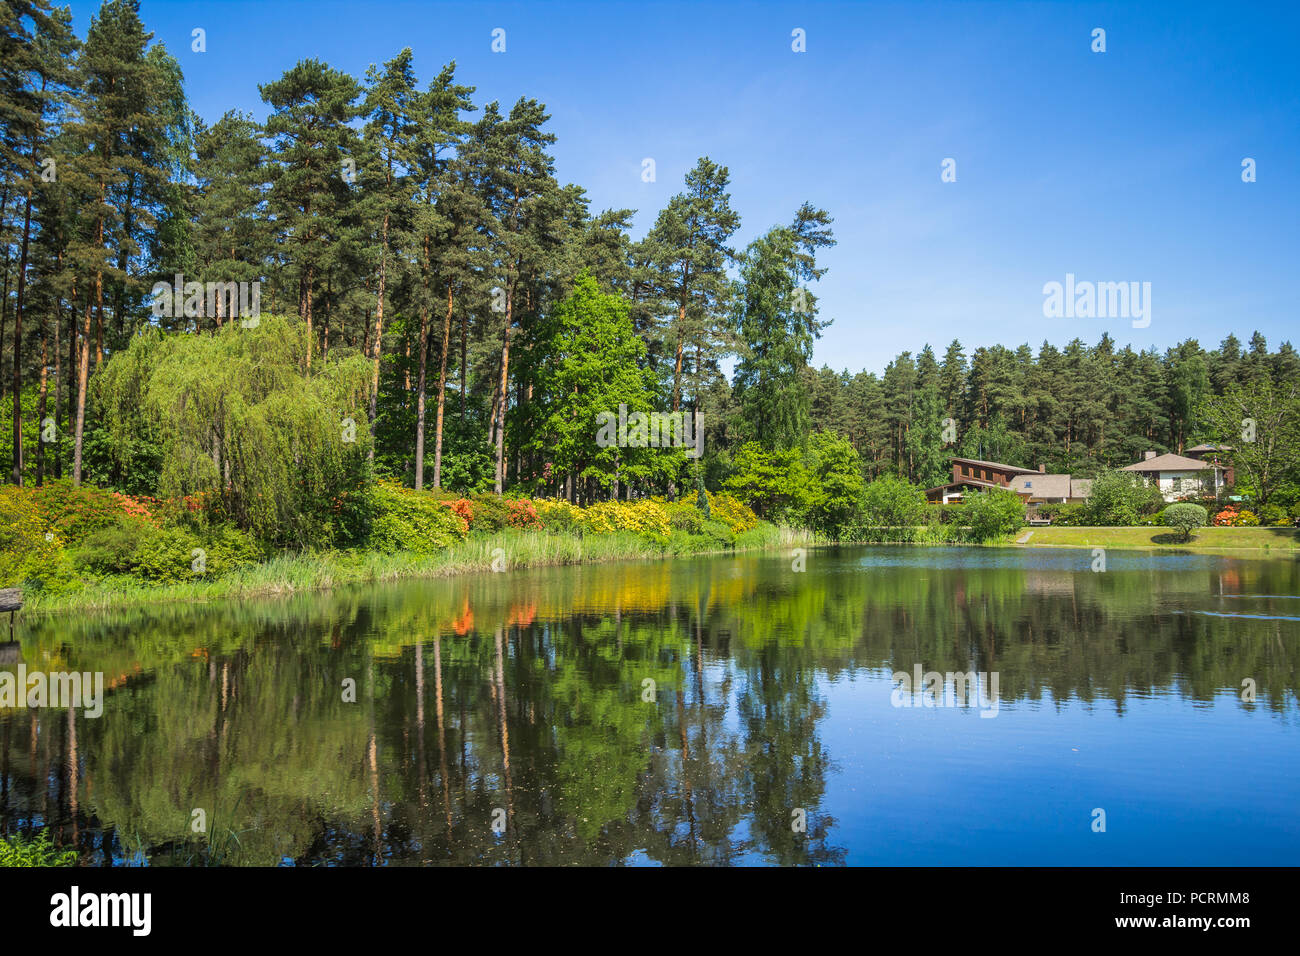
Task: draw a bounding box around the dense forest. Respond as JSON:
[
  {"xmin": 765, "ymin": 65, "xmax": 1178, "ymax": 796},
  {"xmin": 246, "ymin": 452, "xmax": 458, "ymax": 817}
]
[{"xmin": 1, "ymin": 0, "xmax": 1297, "ymax": 514}]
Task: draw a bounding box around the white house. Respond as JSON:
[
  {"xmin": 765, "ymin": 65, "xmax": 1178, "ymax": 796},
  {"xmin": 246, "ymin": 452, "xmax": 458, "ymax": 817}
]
[{"xmin": 1121, "ymin": 451, "xmax": 1227, "ymax": 502}]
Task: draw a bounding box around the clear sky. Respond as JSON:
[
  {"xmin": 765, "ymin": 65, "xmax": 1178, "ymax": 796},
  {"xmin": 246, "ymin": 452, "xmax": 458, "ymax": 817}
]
[{"xmin": 65, "ymin": 0, "xmax": 1300, "ymax": 375}]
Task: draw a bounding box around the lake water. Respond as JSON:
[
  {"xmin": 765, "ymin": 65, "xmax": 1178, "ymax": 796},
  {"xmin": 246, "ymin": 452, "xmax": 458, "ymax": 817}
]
[{"xmin": 2, "ymin": 545, "xmax": 1297, "ymax": 866}]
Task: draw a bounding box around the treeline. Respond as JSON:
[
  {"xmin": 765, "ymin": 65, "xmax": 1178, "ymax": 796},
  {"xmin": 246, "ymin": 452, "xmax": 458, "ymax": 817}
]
[
  {"xmin": 803, "ymin": 332, "xmax": 1300, "ymax": 488},
  {"xmin": 1, "ymin": 0, "xmax": 1295, "ymax": 510},
  {"xmin": 0, "ymin": 0, "xmax": 831, "ymax": 502}
]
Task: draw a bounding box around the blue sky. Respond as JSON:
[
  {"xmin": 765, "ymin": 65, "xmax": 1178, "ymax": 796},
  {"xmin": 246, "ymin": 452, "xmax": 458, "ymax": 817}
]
[{"xmin": 66, "ymin": 0, "xmax": 1300, "ymax": 374}]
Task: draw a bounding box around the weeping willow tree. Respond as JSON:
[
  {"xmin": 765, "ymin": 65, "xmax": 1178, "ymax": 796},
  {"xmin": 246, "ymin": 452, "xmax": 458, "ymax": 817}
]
[{"xmin": 94, "ymin": 315, "xmax": 373, "ymax": 547}]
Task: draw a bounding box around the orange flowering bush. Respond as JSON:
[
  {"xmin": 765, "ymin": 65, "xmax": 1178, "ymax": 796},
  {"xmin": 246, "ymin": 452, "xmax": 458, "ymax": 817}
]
[{"xmin": 507, "ymin": 498, "xmax": 542, "ymax": 529}]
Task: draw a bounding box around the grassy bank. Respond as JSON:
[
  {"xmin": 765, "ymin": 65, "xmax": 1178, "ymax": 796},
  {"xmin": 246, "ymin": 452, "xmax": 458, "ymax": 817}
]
[
  {"xmin": 1009, "ymin": 525, "xmax": 1300, "ymax": 553},
  {"xmin": 24, "ymin": 522, "xmax": 810, "ymax": 615}
]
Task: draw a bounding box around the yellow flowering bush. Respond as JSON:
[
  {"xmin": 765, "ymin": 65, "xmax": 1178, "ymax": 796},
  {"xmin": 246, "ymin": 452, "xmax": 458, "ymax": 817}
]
[
  {"xmin": 576, "ymin": 500, "xmax": 671, "ymax": 541},
  {"xmin": 533, "ymin": 498, "xmax": 581, "ymax": 531},
  {"xmin": 705, "ymin": 491, "xmax": 758, "ymax": 534},
  {"xmin": 0, "ymin": 486, "xmax": 74, "ymax": 592}
]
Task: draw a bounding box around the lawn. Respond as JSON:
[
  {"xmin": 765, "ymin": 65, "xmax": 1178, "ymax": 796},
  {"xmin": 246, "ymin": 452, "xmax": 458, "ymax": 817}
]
[{"xmin": 1011, "ymin": 525, "xmax": 1300, "ymax": 553}]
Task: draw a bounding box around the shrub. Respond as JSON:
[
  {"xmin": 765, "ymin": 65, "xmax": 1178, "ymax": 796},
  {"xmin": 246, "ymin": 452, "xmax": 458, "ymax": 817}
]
[
  {"xmin": 955, "ymin": 487, "xmax": 1025, "ymax": 542},
  {"xmin": 1162, "ymin": 503, "xmax": 1208, "ymax": 541},
  {"xmin": 131, "ymin": 525, "xmax": 206, "ymax": 583},
  {"xmin": 861, "ymin": 476, "xmax": 928, "ymax": 531},
  {"xmin": 73, "ymin": 518, "xmax": 152, "ymax": 575},
  {"xmin": 1236, "ymin": 509, "xmax": 1259, "ymax": 527},
  {"xmin": 442, "ymin": 498, "xmax": 474, "ymax": 527},
  {"xmin": 703, "ymin": 492, "xmax": 757, "ymax": 535},
  {"xmin": 533, "ymin": 499, "xmax": 579, "ymax": 531},
  {"xmin": 0, "ymin": 486, "xmax": 75, "ymax": 592},
  {"xmin": 0, "ymin": 832, "xmax": 77, "ymax": 867},
  {"xmin": 663, "ymin": 499, "xmax": 705, "ymax": 534},
  {"xmin": 1258, "ymin": 504, "xmax": 1288, "ymax": 526},
  {"xmin": 1213, "ymin": 506, "xmax": 1238, "ymax": 526},
  {"xmin": 507, "ymin": 498, "xmax": 542, "ymax": 529},
  {"xmin": 1051, "ymin": 502, "xmax": 1086, "ymax": 526},
  {"xmin": 370, "ymin": 482, "xmax": 470, "ymax": 554},
  {"xmin": 32, "ymin": 479, "xmax": 127, "ymax": 543},
  {"xmin": 1081, "ymin": 470, "xmax": 1147, "ymax": 526},
  {"xmin": 468, "ymin": 493, "xmax": 513, "ymax": 533},
  {"xmin": 577, "ymin": 500, "xmax": 672, "ymax": 541}
]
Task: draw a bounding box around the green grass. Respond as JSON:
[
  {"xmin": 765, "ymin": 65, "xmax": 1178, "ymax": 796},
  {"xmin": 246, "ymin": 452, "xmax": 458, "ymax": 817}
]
[
  {"xmin": 1009, "ymin": 525, "xmax": 1300, "ymax": 553},
  {"xmin": 24, "ymin": 523, "xmax": 809, "ymax": 615}
]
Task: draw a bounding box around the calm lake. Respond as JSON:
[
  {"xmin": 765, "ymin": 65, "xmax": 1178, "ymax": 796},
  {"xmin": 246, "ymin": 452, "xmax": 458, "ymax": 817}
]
[{"xmin": 2, "ymin": 545, "xmax": 1298, "ymax": 866}]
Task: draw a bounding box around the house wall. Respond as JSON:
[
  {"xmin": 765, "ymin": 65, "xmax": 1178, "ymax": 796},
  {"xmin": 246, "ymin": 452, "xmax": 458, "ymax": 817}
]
[{"xmin": 1152, "ymin": 470, "xmax": 1221, "ymax": 502}]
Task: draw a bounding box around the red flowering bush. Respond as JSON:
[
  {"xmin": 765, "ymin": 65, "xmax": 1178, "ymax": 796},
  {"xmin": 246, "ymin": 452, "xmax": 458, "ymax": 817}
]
[
  {"xmin": 442, "ymin": 498, "xmax": 474, "ymax": 526},
  {"xmin": 507, "ymin": 498, "xmax": 542, "ymax": 529},
  {"xmin": 1213, "ymin": 506, "xmax": 1238, "ymax": 526}
]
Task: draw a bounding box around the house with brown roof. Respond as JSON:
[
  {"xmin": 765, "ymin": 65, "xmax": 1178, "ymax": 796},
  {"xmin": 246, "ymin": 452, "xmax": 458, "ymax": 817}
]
[
  {"xmin": 925, "ymin": 457, "xmax": 1092, "ymax": 506},
  {"xmin": 1121, "ymin": 451, "xmax": 1229, "ymax": 501},
  {"xmin": 924, "ymin": 457, "xmax": 1036, "ymax": 504}
]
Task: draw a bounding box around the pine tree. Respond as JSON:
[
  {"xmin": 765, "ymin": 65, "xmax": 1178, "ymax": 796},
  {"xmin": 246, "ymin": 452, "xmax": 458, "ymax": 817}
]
[{"xmin": 260, "ymin": 58, "xmax": 360, "ymax": 370}]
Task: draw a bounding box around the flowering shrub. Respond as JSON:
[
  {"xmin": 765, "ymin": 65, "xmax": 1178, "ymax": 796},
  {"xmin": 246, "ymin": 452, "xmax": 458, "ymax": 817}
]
[
  {"xmin": 704, "ymin": 491, "xmax": 758, "ymax": 535},
  {"xmin": 1212, "ymin": 507, "xmax": 1239, "ymax": 526},
  {"xmin": 0, "ymin": 486, "xmax": 74, "ymax": 592},
  {"xmin": 442, "ymin": 498, "xmax": 474, "ymax": 526},
  {"xmin": 1235, "ymin": 509, "xmax": 1260, "ymax": 527},
  {"xmin": 533, "ymin": 499, "xmax": 579, "ymax": 531},
  {"xmin": 370, "ymin": 482, "xmax": 469, "ymax": 553},
  {"xmin": 577, "ymin": 500, "xmax": 671, "ymax": 541},
  {"xmin": 507, "ymin": 498, "xmax": 542, "ymax": 529},
  {"xmin": 33, "ymin": 480, "xmax": 126, "ymax": 543}
]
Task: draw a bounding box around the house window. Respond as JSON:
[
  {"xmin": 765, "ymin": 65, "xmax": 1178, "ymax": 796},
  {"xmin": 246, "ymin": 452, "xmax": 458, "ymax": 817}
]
[
  {"xmin": 1025, "ymin": 481, "xmax": 1032, "ymax": 489},
  {"xmin": 1172, "ymin": 476, "xmax": 1182, "ymax": 491}
]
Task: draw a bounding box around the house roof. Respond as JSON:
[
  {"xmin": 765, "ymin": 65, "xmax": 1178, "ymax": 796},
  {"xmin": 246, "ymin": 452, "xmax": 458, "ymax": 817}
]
[
  {"xmin": 1010, "ymin": 473, "xmax": 1072, "ymax": 498},
  {"xmin": 924, "ymin": 477, "xmax": 1004, "ymax": 494},
  {"xmin": 951, "ymin": 457, "xmax": 1038, "ymax": 475},
  {"xmin": 1122, "ymin": 453, "xmax": 1225, "ymax": 473},
  {"xmin": 1186, "ymin": 443, "xmax": 1232, "ymax": 453}
]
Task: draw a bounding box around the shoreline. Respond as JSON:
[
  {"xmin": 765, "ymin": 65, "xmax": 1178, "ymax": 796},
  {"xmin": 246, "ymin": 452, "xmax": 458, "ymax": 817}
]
[
  {"xmin": 22, "ymin": 524, "xmax": 811, "ymax": 617},
  {"xmin": 19, "ymin": 524, "xmax": 1297, "ymax": 618}
]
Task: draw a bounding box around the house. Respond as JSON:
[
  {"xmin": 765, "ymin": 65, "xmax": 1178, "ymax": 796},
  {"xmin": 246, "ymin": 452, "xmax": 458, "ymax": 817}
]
[
  {"xmin": 924, "ymin": 458, "xmax": 1037, "ymax": 504},
  {"xmin": 925, "ymin": 458, "xmax": 1096, "ymax": 506},
  {"xmin": 1184, "ymin": 444, "xmax": 1235, "ymax": 485},
  {"xmin": 1009, "ymin": 471, "xmax": 1093, "ymax": 505},
  {"xmin": 1120, "ymin": 451, "xmax": 1229, "ymax": 501}
]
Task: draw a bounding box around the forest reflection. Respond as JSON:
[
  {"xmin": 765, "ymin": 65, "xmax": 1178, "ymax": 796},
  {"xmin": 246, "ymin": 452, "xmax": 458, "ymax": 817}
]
[{"xmin": 2, "ymin": 546, "xmax": 1296, "ymax": 865}]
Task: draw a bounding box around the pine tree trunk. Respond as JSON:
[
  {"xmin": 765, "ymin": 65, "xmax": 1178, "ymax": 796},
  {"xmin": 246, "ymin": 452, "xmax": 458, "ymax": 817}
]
[
  {"xmin": 671, "ymin": 299, "xmax": 686, "ymax": 412},
  {"xmin": 493, "ymin": 285, "xmax": 512, "ymax": 494},
  {"xmin": 72, "ymin": 299, "xmax": 92, "ymax": 485},
  {"xmin": 368, "ymin": 213, "xmax": 388, "ymax": 464},
  {"xmin": 52, "ymin": 297, "xmax": 61, "ymax": 480},
  {"xmin": 432, "ymin": 278, "xmax": 453, "ymax": 490},
  {"xmin": 11, "ymin": 184, "xmax": 33, "ymax": 485},
  {"xmin": 413, "ymin": 268, "xmax": 431, "ymax": 491},
  {"xmin": 35, "ymin": 313, "xmax": 47, "ymax": 486}
]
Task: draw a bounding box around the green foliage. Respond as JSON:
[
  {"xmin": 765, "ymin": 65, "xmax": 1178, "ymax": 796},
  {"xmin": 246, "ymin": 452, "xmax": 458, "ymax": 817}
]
[
  {"xmin": 1163, "ymin": 503, "xmax": 1208, "ymax": 541},
  {"xmin": 861, "ymin": 475, "xmax": 928, "ymax": 535},
  {"xmin": 955, "ymin": 487, "xmax": 1025, "ymax": 542},
  {"xmin": 33, "ymin": 479, "xmax": 127, "ymax": 543},
  {"xmin": 94, "ymin": 316, "xmax": 373, "ymax": 549},
  {"xmin": 0, "ymin": 832, "xmax": 78, "ymax": 868},
  {"xmin": 110, "ymin": 523, "xmax": 263, "ymax": 584},
  {"xmin": 723, "ymin": 442, "xmax": 814, "ymax": 523},
  {"xmin": 468, "ymin": 493, "xmax": 513, "ymax": 533},
  {"xmin": 0, "ymin": 487, "xmax": 75, "ymax": 592},
  {"xmin": 804, "ymin": 431, "xmax": 866, "ymax": 538},
  {"xmin": 370, "ymin": 482, "xmax": 470, "ymax": 554},
  {"xmin": 1082, "ymin": 470, "xmax": 1156, "ymax": 526}
]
